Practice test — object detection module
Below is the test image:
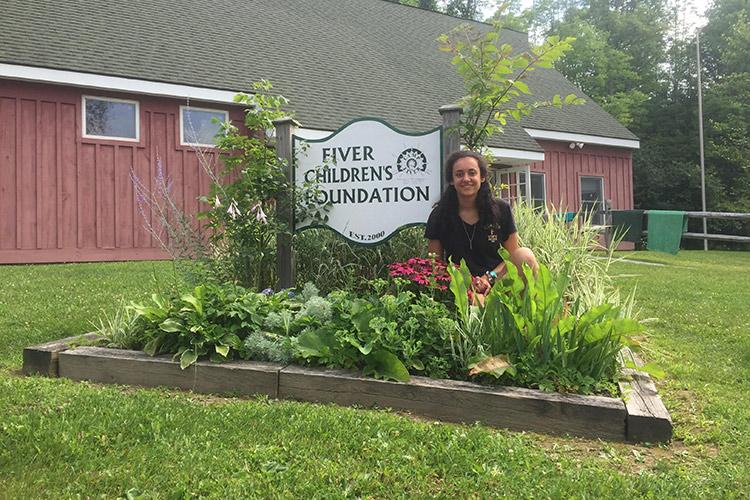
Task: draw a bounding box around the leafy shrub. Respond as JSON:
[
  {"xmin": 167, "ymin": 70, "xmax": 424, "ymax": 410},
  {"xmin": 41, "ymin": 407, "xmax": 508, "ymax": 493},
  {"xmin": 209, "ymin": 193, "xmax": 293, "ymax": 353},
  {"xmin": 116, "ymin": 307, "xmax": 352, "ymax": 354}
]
[
  {"xmin": 129, "ymin": 283, "xmax": 292, "ymax": 368},
  {"xmin": 92, "ymin": 304, "xmax": 144, "ymax": 350},
  {"xmin": 242, "ymin": 332, "xmax": 293, "ymax": 364},
  {"xmin": 294, "ymin": 226, "xmax": 428, "ymax": 294},
  {"xmin": 447, "ymin": 251, "xmax": 641, "ymax": 394},
  {"xmin": 513, "ymin": 203, "xmax": 636, "ymax": 315},
  {"xmin": 131, "ymin": 80, "xmax": 328, "ymax": 291},
  {"xmin": 126, "ymin": 279, "xmax": 456, "ymax": 382},
  {"xmin": 201, "ymin": 80, "xmax": 331, "ymax": 290},
  {"xmin": 294, "ymin": 288, "xmax": 456, "ymax": 381}
]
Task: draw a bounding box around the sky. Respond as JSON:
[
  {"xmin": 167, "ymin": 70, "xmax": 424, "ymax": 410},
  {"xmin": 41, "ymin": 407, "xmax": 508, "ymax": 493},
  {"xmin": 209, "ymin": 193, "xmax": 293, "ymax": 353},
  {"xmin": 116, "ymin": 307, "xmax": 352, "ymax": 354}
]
[
  {"xmin": 677, "ymin": 0, "xmax": 713, "ymax": 30},
  {"xmin": 483, "ymin": 0, "xmax": 713, "ymax": 32}
]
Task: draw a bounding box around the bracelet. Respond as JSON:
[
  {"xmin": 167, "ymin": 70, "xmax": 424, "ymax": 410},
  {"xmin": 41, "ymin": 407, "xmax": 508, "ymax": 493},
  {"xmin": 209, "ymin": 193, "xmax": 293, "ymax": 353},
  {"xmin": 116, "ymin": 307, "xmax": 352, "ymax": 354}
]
[{"xmin": 485, "ymin": 270, "xmax": 497, "ymax": 284}]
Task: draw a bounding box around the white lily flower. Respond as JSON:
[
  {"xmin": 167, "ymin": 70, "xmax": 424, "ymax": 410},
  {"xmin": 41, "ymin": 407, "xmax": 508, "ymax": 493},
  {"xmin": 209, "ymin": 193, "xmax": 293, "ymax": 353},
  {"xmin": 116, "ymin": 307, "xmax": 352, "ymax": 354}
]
[
  {"xmin": 255, "ymin": 203, "xmax": 268, "ymax": 224},
  {"xmin": 214, "ymin": 196, "xmax": 222, "ymax": 208},
  {"xmin": 227, "ymin": 200, "xmax": 241, "ymax": 220}
]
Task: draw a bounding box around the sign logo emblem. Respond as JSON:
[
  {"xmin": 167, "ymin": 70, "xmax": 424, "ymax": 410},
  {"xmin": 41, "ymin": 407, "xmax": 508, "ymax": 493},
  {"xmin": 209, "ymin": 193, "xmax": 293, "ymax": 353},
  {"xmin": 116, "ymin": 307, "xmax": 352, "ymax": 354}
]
[{"xmin": 396, "ymin": 148, "xmax": 427, "ymax": 174}]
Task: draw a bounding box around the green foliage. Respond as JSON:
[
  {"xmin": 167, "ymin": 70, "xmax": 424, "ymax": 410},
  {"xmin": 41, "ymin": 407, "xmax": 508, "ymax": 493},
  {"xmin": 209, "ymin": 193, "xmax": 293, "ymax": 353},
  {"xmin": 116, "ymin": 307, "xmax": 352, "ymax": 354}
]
[
  {"xmin": 438, "ymin": 18, "xmax": 581, "ymax": 150},
  {"xmin": 293, "ymin": 288, "xmax": 457, "ymax": 381},
  {"xmin": 395, "ymin": 0, "xmax": 490, "ymax": 20},
  {"xmin": 294, "ymin": 226, "xmax": 428, "ymax": 294},
  {"xmin": 705, "ymin": 72, "xmax": 750, "ymax": 220},
  {"xmin": 91, "ymin": 303, "xmax": 144, "ymax": 350},
  {"xmin": 131, "ymin": 285, "xmax": 247, "ymax": 368},
  {"xmin": 447, "ymin": 252, "xmax": 641, "ymax": 394},
  {"xmin": 199, "ymin": 80, "xmax": 327, "ymax": 289},
  {"xmin": 242, "ymin": 331, "xmax": 293, "ymax": 364},
  {"xmin": 512, "ymin": 202, "xmax": 636, "ymax": 313},
  {"xmin": 126, "ymin": 280, "xmax": 456, "ymax": 381},
  {"xmin": 511, "ymin": 0, "xmax": 748, "ymax": 229}
]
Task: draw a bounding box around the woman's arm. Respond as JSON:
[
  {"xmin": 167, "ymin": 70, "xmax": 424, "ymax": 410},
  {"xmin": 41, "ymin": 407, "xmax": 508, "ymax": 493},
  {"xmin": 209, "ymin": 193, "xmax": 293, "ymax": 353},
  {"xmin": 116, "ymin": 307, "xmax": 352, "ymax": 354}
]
[
  {"xmin": 501, "ymin": 231, "xmax": 539, "ymax": 277},
  {"xmin": 501, "ymin": 231, "xmax": 520, "ymax": 253}
]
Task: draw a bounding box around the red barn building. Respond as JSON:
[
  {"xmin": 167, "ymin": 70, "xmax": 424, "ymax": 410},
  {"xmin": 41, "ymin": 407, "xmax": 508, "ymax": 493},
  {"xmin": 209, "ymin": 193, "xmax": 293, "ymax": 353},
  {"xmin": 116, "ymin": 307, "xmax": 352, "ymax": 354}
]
[{"xmin": 0, "ymin": 0, "xmax": 639, "ymax": 264}]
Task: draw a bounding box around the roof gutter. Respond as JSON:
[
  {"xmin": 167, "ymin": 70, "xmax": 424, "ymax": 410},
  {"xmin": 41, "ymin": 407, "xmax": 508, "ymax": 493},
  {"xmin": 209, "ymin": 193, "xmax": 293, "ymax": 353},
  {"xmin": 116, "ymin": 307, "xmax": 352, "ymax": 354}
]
[
  {"xmin": 0, "ymin": 63, "xmax": 241, "ymax": 104},
  {"xmin": 524, "ymin": 127, "xmax": 640, "ymax": 149}
]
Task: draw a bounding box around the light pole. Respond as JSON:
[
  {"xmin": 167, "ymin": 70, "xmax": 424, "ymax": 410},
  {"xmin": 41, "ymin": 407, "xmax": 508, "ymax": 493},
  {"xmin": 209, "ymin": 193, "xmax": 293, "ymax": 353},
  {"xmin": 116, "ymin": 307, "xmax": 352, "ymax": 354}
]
[{"xmin": 697, "ymin": 29, "xmax": 708, "ymax": 250}]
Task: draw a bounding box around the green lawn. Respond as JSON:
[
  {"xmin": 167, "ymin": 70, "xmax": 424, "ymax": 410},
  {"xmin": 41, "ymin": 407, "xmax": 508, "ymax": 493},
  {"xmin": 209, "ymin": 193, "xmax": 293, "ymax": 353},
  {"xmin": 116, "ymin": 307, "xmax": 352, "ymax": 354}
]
[{"xmin": 1, "ymin": 252, "xmax": 748, "ymax": 497}]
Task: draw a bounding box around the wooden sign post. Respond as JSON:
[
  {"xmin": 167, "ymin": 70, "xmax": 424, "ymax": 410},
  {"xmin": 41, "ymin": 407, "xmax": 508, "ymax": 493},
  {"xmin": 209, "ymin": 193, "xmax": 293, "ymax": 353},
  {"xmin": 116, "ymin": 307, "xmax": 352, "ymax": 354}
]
[
  {"xmin": 439, "ymin": 104, "xmax": 462, "ymax": 181},
  {"xmin": 273, "ymin": 117, "xmax": 300, "ymax": 290}
]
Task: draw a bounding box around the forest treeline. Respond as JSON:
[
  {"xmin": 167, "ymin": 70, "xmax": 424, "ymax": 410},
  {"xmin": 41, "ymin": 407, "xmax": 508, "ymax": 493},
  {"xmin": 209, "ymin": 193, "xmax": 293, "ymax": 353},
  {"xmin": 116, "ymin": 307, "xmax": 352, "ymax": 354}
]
[{"xmin": 396, "ymin": 0, "xmax": 750, "ymax": 223}]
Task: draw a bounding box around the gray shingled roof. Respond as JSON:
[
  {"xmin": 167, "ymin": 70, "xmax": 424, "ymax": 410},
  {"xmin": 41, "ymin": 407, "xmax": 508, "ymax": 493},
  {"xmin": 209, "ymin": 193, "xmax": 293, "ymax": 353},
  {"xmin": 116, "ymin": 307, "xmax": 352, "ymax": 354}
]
[{"xmin": 0, "ymin": 0, "xmax": 637, "ymax": 152}]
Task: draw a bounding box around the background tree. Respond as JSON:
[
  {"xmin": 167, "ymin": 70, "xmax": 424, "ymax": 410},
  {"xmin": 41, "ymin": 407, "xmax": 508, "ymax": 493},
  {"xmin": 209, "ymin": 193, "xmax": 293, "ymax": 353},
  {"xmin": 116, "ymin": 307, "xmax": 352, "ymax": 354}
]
[
  {"xmin": 493, "ymin": 0, "xmax": 749, "ymax": 234},
  {"xmin": 397, "ymin": 0, "xmax": 748, "ymax": 231},
  {"xmin": 395, "ymin": 0, "xmax": 490, "ymax": 20}
]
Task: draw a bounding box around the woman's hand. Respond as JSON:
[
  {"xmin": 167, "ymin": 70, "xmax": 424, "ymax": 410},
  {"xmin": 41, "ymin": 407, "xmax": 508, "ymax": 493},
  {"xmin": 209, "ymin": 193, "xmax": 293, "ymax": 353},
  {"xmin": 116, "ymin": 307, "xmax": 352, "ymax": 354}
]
[{"xmin": 472, "ymin": 275, "xmax": 492, "ymax": 295}]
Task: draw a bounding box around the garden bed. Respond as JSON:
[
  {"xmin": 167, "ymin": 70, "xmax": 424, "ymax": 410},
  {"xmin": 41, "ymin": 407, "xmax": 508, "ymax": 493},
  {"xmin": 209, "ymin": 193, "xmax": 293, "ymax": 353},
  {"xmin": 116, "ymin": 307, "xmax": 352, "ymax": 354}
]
[{"xmin": 24, "ymin": 334, "xmax": 672, "ymax": 443}]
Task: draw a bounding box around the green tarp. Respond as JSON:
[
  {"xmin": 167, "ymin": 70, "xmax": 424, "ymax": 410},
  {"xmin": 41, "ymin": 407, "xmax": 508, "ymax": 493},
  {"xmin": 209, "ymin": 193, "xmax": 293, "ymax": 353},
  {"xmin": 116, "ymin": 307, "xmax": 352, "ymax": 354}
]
[
  {"xmin": 647, "ymin": 211, "xmax": 687, "ymax": 254},
  {"xmin": 611, "ymin": 210, "xmax": 645, "ymax": 243}
]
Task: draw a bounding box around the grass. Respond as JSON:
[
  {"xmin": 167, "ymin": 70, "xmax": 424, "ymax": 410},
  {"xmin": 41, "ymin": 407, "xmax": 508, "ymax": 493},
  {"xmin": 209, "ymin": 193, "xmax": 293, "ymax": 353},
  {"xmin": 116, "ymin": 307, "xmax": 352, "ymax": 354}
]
[{"xmin": 0, "ymin": 252, "xmax": 748, "ymax": 497}]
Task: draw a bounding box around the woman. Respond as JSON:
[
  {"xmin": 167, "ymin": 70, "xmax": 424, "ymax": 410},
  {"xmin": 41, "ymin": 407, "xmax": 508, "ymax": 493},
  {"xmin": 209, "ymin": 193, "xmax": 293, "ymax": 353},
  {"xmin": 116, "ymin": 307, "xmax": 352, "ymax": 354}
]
[{"xmin": 425, "ymin": 150, "xmax": 539, "ymax": 295}]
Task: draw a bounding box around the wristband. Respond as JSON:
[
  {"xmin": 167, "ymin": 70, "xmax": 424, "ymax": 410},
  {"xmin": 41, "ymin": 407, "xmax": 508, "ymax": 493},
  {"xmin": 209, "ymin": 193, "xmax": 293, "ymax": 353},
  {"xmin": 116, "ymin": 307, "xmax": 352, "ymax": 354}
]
[{"xmin": 485, "ymin": 270, "xmax": 497, "ymax": 284}]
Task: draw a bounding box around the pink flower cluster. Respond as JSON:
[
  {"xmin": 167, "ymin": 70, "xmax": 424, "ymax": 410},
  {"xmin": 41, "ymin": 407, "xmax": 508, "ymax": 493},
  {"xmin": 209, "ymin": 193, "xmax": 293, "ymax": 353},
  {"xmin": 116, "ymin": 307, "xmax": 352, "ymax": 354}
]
[{"xmin": 388, "ymin": 257, "xmax": 451, "ymax": 291}]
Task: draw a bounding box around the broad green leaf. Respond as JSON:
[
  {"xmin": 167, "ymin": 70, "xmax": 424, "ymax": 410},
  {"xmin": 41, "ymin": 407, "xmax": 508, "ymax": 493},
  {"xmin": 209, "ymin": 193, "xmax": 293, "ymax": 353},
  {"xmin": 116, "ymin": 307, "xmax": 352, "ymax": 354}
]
[
  {"xmin": 351, "ymin": 308, "xmax": 375, "ymax": 334},
  {"xmin": 159, "ymin": 318, "xmax": 183, "ymax": 333},
  {"xmin": 514, "ymin": 80, "xmax": 530, "ymax": 94},
  {"xmin": 180, "ymin": 349, "xmax": 198, "ymax": 369},
  {"xmin": 143, "ymin": 337, "xmax": 161, "ymax": 356},
  {"xmin": 612, "ymin": 318, "xmax": 643, "ymax": 336},
  {"xmin": 364, "ymin": 350, "xmax": 410, "ymax": 382},
  {"xmin": 215, "ymin": 344, "xmax": 230, "ymax": 357},
  {"xmin": 222, "ymin": 333, "xmax": 242, "ymax": 348},
  {"xmin": 209, "ymin": 352, "xmax": 226, "ymax": 363},
  {"xmin": 296, "ymin": 329, "xmax": 337, "ymax": 359},
  {"xmin": 181, "ymin": 294, "xmax": 203, "ymax": 316},
  {"xmin": 346, "ymin": 336, "xmax": 373, "ymax": 355}
]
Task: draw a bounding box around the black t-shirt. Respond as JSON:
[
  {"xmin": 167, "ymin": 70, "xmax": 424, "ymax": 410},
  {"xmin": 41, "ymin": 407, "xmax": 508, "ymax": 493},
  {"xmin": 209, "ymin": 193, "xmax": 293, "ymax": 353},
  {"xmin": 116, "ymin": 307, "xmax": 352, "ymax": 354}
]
[{"xmin": 425, "ymin": 200, "xmax": 517, "ymax": 276}]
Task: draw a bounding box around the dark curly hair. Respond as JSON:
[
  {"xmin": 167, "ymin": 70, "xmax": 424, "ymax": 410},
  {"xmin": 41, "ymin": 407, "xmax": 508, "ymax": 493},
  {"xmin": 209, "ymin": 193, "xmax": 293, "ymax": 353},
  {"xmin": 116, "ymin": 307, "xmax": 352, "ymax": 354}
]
[{"xmin": 433, "ymin": 150, "xmax": 501, "ymax": 224}]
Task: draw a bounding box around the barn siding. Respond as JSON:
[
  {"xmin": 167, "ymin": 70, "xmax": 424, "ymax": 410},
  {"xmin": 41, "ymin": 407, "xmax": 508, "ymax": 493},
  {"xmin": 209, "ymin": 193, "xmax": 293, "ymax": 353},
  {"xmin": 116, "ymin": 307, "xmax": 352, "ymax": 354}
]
[
  {"xmin": 0, "ymin": 97, "xmax": 17, "ymax": 250},
  {"xmin": 532, "ymin": 139, "xmax": 633, "ymax": 212},
  {"xmin": 0, "ymin": 80, "xmax": 244, "ymax": 264}
]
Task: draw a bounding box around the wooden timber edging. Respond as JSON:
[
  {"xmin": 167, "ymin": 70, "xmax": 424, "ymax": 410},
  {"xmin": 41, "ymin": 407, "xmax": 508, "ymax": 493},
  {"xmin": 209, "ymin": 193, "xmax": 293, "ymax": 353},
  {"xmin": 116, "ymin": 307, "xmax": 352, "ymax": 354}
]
[
  {"xmin": 618, "ymin": 348, "xmax": 673, "ymax": 442},
  {"xmin": 23, "ymin": 336, "xmax": 672, "ymax": 443},
  {"xmin": 22, "ymin": 333, "xmax": 100, "ymax": 376}
]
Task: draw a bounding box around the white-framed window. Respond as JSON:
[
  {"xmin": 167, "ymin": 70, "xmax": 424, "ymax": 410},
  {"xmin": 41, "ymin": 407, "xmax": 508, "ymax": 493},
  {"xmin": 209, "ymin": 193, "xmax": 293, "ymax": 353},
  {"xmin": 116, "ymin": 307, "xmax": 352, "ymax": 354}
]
[
  {"xmin": 520, "ymin": 172, "xmax": 546, "ymax": 209},
  {"xmin": 580, "ymin": 176, "xmax": 605, "ymax": 225},
  {"xmin": 180, "ymin": 106, "xmax": 229, "ymax": 147},
  {"xmin": 491, "ymin": 167, "xmax": 546, "ymax": 209},
  {"xmin": 82, "ymin": 95, "xmax": 139, "ymax": 141}
]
